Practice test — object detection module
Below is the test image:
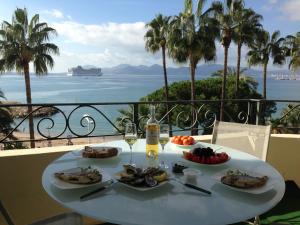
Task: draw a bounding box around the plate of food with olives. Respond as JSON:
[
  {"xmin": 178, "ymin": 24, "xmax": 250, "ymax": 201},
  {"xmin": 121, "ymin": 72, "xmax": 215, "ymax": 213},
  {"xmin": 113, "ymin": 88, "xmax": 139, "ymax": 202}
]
[{"xmin": 115, "ymin": 165, "xmax": 171, "ymax": 191}]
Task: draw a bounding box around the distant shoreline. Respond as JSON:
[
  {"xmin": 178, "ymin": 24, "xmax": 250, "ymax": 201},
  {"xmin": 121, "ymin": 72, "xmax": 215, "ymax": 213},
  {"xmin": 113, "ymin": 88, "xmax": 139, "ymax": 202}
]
[
  {"xmin": 7, "ymin": 131, "xmax": 123, "ymax": 149},
  {"xmin": 1, "ymin": 63, "xmax": 296, "ymax": 77},
  {"xmin": 2, "ymin": 101, "xmax": 58, "ymax": 118}
]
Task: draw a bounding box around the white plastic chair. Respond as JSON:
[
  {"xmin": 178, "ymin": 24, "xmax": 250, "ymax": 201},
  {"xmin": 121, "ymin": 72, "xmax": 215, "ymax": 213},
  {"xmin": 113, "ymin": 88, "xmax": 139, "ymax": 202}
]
[
  {"xmin": 0, "ymin": 200, "xmax": 83, "ymax": 225},
  {"xmin": 211, "ymin": 121, "xmax": 271, "ymax": 161},
  {"xmin": 211, "ymin": 121, "xmax": 271, "ymax": 225}
]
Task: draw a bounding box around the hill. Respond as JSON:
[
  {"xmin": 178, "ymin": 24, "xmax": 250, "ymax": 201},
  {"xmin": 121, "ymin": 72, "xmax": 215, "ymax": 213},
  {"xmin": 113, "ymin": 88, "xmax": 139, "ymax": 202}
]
[{"xmin": 102, "ymin": 64, "xmax": 292, "ymax": 77}]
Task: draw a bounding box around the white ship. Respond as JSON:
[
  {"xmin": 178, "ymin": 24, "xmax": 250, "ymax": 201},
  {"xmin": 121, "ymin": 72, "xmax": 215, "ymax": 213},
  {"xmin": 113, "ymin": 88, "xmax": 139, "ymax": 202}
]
[{"xmin": 67, "ymin": 66, "xmax": 103, "ymax": 76}]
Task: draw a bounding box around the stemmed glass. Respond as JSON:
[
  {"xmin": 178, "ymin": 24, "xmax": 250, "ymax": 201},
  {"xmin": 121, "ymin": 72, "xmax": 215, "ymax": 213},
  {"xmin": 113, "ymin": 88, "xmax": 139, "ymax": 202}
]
[
  {"xmin": 124, "ymin": 123, "xmax": 137, "ymax": 165},
  {"xmin": 159, "ymin": 124, "xmax": 170, "ymax": 169}
]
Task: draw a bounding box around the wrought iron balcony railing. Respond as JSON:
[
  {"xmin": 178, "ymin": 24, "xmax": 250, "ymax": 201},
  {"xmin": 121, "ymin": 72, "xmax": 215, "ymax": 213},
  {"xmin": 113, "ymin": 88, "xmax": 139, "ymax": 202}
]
[{"xmin": 0, "ymin": 99, "xmax": 299, "ymax": 146}]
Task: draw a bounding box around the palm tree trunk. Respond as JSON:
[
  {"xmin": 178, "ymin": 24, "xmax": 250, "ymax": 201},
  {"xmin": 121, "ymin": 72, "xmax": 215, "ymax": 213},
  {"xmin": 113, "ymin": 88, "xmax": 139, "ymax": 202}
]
[
  {"xmin": 190, "ymin": 62, "xmax": 196, "ymax": 102},
  {"xmin": 190, "ymin": 59, "xmax": 198, "ymax": 135},
  {"xmin": 162, "ymin": 45, "xmax": 172, "ymax": 135},
  {"xmin": 220, "ymin": 46, "xmax": 229, "ymax": 121},
  {"xmin": 24, "ymin": 63, "xmax": 35, "ymax": 148},
  {"xmin": 263, "ymin": 63, "xmax": 267, "ymax": 99},
  {"xmin": 236, "ymin": 42, "xmax": 242, "ymax": 99},
  {"xmin": 162, "ymin": 46, "xmax": 169, "ymax": 101}
]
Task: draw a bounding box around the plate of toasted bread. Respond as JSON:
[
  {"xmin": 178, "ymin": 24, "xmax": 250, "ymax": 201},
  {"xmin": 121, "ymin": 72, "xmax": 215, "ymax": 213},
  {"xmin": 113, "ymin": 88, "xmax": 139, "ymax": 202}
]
[
  {"xmin": 51, "ymin": 166, "xmax": 112, "ymax": 189},
  {"xmin": 72, "ymin": 145, "xmax": 122, "ymax": 159},
  {"xmin": 213, "ymin": 169, "xmax": 273, "ymax": 194}
]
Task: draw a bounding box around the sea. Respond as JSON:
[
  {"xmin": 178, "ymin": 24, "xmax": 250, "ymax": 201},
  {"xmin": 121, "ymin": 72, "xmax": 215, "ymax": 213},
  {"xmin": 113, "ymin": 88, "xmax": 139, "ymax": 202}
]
[{"xmin": 1, "ymin": 73, "xmax": 300, "ymax": 137}]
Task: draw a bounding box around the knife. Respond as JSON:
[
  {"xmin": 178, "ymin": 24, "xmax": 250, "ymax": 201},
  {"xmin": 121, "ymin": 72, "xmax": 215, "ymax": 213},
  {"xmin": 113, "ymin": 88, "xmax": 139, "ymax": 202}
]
[
  {"xmin": 80, "ymin": 180, "xmax": 115, "ymax": 200},
  {"xmin": 172, "ymin": 178, "xmax": 212, "ymax": 195},
  {"xmin": 183, "ymin": 183, "xmax": 212, "ymax": 195}
]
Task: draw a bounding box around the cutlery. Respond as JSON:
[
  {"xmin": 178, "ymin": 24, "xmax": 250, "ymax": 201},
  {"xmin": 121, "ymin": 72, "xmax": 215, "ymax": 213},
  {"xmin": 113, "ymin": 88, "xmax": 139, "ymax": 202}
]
[
  {"xmin": 172, "ymin": 178, "xmax": 212, "ymax": 195},
  {"xmin": 80, "ymin": 179, "xmax": 115, "ymax": 200}
]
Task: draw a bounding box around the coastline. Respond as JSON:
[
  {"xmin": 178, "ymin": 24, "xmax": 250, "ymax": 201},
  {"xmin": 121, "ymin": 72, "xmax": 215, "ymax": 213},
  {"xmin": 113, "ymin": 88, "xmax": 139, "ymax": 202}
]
[
  {"xmin": 4, "ymin": 131, "xmax": 123, "ymax": 149},
  {"xmin": 2, "ymin": 101, "xmax": 58, "ymax": 118}
]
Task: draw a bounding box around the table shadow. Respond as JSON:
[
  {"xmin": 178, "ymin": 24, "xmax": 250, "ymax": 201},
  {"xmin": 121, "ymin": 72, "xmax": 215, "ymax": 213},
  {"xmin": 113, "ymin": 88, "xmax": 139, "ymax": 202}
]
[{"xmin": 111, "ymin": 182, "xmax": 175, "ymax": 201}]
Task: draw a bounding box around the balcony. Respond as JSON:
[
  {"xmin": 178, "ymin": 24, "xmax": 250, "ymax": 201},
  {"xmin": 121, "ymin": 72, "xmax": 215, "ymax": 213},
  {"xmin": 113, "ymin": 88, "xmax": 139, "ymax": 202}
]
[{"xmin": 0, "ymin": 99, "xmax": 299, "ymax": 224}]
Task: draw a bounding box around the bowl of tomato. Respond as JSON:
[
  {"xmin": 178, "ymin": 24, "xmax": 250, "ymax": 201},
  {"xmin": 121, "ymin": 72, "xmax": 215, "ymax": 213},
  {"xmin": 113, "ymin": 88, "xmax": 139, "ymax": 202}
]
[{"xmin": 171, "ymin": 136, "xmax": 200, "ymax": 149}]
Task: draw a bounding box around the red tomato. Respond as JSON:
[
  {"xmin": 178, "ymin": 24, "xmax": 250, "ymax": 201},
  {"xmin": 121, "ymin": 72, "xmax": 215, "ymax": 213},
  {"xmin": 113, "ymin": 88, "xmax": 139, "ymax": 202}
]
[
  {"xmin": 182, "ymin": 139, "xmax": 190, "ymax": 145},
  {"xmin": 187, "ymin": 137, "xmax": 194, "ymax": 144},
  {"xmin": 174, "ymin": 138, "xmax": 181, "ymax": 144},
  {"xmin": 192, "ymin": 156, "xmax": 198, "ymax": 162},
  {"xmin": 187, "ymin": 152, "xmax": 193, "ymax": 160},
  {"xmin": 199, "ymin": 156, "xmax": 205, "ymax": 164},
  {"xmin": 210, "ymin": 156, "xmax": 216, "ymax": 164}
]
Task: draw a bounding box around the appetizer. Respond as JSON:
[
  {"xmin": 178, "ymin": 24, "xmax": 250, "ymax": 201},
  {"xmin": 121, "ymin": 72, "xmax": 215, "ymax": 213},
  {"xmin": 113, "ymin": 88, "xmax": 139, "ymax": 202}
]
[
  {"xmin": 82, "ymin": 146, "xmax": 118, "ymax": 158},
  {"xmin": 221, "ymin": 170, "xmax": 268, "ymax": 189},
  {"xmin": 172, "ymin": 136, "xmax": 195, "ymax": 146},
  {"xmin": 183, "ymin": 147, "xmax": 229, "ymax": 164},
  {"xmin": 172, "ymin": 163, "xmax": 188, "ymax": 174},
  {"xmin": 55, "ymin": 166, "xmax": 102, "ymax": 184},
  {"xmin": 117, "ymin": 165, "xmax": 168, "ymax": 188}
]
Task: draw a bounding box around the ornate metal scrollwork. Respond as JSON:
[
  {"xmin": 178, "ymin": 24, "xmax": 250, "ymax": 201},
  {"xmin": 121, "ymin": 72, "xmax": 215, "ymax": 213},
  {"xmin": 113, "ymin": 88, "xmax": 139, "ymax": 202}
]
[
  {"xmin": 237, "ymin": 111, "xmax": 249, "ymax": 124},
  {"xmin": 67, "ymin": 105, "xmax": 122, "ymax": 137},
  {"xmin": 36, "ymin": 106, "xmax": 68, "ymax": 139},
  {"xmin": 0, "ymin": 100, "xmax": 265, "ymax": 144}
]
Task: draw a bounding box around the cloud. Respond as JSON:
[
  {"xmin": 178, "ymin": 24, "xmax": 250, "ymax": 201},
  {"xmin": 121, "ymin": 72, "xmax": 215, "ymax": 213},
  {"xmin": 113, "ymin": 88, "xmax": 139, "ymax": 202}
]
[
  {"xmin": 261, "ymin": 0, "xmax": 279, "ymax": 11},
  {"xmin": 281, "ymin": 0, "xmax": 300, "ymax": 21},
  {"xmin": 48, "ymin": 18, "xmax": 283, "ymax": 72},
  {"xmin": 52, "ymin": 21, "xmax": 146, "ymax": 48},
  {"xmin": 42, "ymin": 9, "xmax": 64, "ymax": 19},
  {"xmin": 268, "ymin": 0, "xmax": 278, "ymax": 4}
]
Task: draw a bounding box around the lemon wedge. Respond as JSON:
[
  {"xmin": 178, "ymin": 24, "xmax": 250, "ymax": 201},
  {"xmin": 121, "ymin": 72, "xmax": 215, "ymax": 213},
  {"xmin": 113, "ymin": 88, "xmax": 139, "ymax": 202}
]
[{"xmin": 153, "ymin": 172, "xmax": 168, "ymax": 182}]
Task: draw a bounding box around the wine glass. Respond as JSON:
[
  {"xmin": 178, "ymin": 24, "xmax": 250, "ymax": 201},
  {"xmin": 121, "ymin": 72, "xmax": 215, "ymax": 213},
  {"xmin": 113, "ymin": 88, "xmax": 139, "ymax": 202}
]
[
  {"xmin": 124, "ymin": 123, "xmax": 137, "ymax": 165},
  {"xmin": 159, "ymin": 124, "xmax": 170, "ymax": 169}
]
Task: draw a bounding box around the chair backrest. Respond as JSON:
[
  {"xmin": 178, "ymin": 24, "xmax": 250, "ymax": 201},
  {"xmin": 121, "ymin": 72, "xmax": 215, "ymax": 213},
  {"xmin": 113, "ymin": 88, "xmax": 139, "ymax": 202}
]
[{"xmin": 211, "ymin": 121, "xmax": 271, "ymax": 161}]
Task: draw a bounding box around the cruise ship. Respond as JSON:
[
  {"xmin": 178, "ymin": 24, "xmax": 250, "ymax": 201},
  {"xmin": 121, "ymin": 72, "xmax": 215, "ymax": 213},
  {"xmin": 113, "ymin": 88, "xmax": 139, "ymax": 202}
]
[{"xmin": 67, "ymin": 66, "xmax": 103, "ymax": 76}]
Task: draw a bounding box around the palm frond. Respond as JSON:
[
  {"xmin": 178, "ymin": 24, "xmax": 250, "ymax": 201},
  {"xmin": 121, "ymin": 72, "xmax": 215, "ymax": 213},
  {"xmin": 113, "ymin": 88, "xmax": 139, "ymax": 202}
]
[
  {"xmin": 184, "ymin": 0, "xmax": 193, "ymax": 15},
  {"xmin": 0, "ymin": 8, "xmax": 59, "ymax": 75},
  {"xmin": 196, "ymin": 0, "xmax": 206, "ymax": 18}
]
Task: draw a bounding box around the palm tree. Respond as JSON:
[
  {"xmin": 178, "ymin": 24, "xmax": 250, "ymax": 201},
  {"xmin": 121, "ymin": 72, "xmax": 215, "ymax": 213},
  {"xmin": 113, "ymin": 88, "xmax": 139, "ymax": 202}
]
[
  {"xmin": 168, "ymin": 0, "xmax": 218, "ymax": 134},
  {"xmin": 0, "ymin": 8, "xmax": 59, "ymax": 148},
  {"xmin": 145, "ymin": 14, "xmax": 171, "ymax": 104},
  {"xmin": 211, "ymin": 0, "xmax": 244, "ymax": 120},
  {"xmin": 168, "ymin": 0, "xmax": 218, "ymax": 102},
  {"xmin": 232, "ymin": 7, "xmax": 263, "ymax": 98},
  {"xmin": 285, "ymin": 32, "xmax": 300, "ymax": 71},
  {"xmin": 247, "ymin": 30, "xmax": 286, "ymax": 99},
  {"xmin": 145, "ymin": 14, "xmax": 171, "ymax": 130}
]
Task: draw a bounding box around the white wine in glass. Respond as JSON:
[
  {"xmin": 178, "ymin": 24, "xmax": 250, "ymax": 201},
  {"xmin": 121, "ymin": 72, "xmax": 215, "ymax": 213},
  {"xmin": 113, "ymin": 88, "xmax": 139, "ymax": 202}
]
[
  {"xmin": 159, "ymin": 124, "xmax": 170, "ymax": 169},
  {"xmin": 124, "ymin": 123, "xmax": 137, "ymax": 165}
]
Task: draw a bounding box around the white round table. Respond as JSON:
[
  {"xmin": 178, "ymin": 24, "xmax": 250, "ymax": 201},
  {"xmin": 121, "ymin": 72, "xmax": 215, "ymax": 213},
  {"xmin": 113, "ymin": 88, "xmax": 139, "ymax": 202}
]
[{"xmin": 42, "ymin": 140, "xmax": 285, "ymax": 225}]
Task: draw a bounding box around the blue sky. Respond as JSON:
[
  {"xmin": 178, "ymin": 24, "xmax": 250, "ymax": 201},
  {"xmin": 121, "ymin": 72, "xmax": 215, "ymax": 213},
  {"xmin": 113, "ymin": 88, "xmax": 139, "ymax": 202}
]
[{"xmin": 0, "ymin": 0, "xmax": 299, "ymax": 72}]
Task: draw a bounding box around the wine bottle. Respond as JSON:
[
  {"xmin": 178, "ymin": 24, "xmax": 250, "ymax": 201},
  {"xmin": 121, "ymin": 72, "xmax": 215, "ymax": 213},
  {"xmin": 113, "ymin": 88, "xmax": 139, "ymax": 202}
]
[{"xmin": 146, "ymin": 105, "xmax": 159, "ymax": 160}]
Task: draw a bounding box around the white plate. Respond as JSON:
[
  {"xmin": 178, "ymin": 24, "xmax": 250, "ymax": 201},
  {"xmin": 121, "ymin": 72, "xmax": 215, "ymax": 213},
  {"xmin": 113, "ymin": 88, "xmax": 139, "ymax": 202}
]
[
  {"xmin": 50, "ymin": 167, "xmax": 112, "ymax": 190},
  {"xmin": 71, "ymin": 146, "xmax": 122, "ymax": 159},
  {"xmin": 114, "ymin": 171, "xmax": 171, "ymax": 192},
  {"xmin": 170, "ymin": 141, "xmax": 203, "ymax": 150},
  {"xmin": 181, "ymin": 155, "xmax": 231, "ymax": 167},
  {"xmin": 213, "ymin": 169, "xmax": 274, "ymax": 194}
]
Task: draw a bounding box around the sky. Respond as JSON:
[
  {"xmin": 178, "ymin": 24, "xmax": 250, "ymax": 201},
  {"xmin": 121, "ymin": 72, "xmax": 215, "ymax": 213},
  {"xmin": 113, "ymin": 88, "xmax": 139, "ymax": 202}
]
[{"xmin": 0, "ymin": 0, "xmax": 299, "ymax": 72}]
